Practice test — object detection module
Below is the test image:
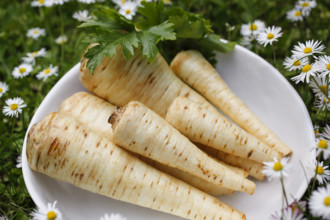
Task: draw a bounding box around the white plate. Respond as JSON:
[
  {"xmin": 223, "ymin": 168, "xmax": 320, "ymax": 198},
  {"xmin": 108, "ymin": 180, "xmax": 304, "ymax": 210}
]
[{"xmin": 22, "ymin": 45, "xmax": 315, "ymax": 220}]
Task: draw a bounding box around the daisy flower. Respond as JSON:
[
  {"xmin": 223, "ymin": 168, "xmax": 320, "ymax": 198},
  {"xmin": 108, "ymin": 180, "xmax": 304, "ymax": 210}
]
[
  {"xmin": 240, "ymin": 20, "xmax": 266, "ymax": 37},
  {"xmin": 283, "ymin": 56, "xmax": 308, "ymax": 71},
  {"xmin": 16, "ymin": 155, "xmax": 22, "ymax": 169},
  {"xmin": 113, "ymin": 0, "xmax": 126, "ymax": 7},
  {"xmin": 118, "ymin": 2, "xmax": 138, "ymax": 20},
  {"xmin": 77, "ymin": 0, "xmax": 96, "ymax": 3},
  {"xmin": 37, "ymin": 65, "xmax": 59, "ymax": 81},
  {"xmin": 262, "ymin": 157, "xmax": 290, "ymax": 180},
  {"xmin": 292, "ymin": 40, "xmax": 325, "ymax": 58},
  {"xmin": 73, "ymin": 10, "xmax": 92, "ymax": 22},
  {"xmin": 297, "ymin": 0, "xmax": 317, "ymax": 16},
  {"xmin": 309, "ymin": 184, "xmax": 330, "ymax": 219},
  {"xmin": 315, "ymin": 96, "xmax": 330, "ymax": 111},
  {"xmin": 27, "ymin": 27, "xmax": 46, "ymax": 40},
  {"xmin": 55, "ymin": 35, "xmax": 68, "ymax": 44},
  {"xmin": 287, "ymin": 8, "xmax": 303, "ymax": 22},
  {"xmin": 12, "ymin": 63, "xmax": 33, "ymax": 79},
  {"xmin": 163, "ymin": 0, "xmax": 172, "ymax": 4},
  {"xmin": 314, "ymin": 124, "xmax": 321, "ymax": 138},
  {"xmin": 22, "ymin": 48, "xmax": 47, "ymax": 65},
  {"xmin": 100, "ymin": 213, "xmax": 127, "ymax": 220},
  {"xmin": 2, "ymin": 97, "xmax": 27, "ymax": 118},
  {"xmin": 31, "ymin": 0, "xmax": 53, "ymax": 7},
  {"xmin": 306, "ymin": 159, "xmax": 330, "ymax": 184},
  {"xmin": 309, "ymin": 76, "xmax": 328, "ymax": 98},
  {"xmin": 0, "ymin": 81, "xmax": 9, "ymax": 97},
  {"xmin": 31, "ymin": 200, "xmax": 62, "ymax": 220},
  {"xmin": 257, "ymin": 26, "xmax": 283, "ymax": 47},
  {"xmin": 315, "ymin": 138, "xmax": 330, "ymax": 159},
  {"xmin": 240, "ymin": 35, "xmax": 257, "ymax": 49},
  {"xmin": 270, "ymin": 207, "xmax": 306, "ymax": 220},
  {"xmin": 321, "ymin": 124, "xmax": 330, "ymax": 140},
  {"xmin": 291, "ymin": 63, "xmax": 318, "ymax": 83},
  {"xmin": 315, "ymin": 55, "xmax": 330, "ymax": 78}
]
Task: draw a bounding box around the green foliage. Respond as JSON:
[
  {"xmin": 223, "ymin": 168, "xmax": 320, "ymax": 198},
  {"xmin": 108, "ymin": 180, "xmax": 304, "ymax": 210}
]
[{"xmin": 80, "ymin": 1, "xmax": 234, "ymax": 73}]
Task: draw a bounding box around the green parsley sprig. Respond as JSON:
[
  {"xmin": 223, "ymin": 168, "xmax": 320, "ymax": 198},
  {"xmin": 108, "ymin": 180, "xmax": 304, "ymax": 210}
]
[{"xmin": 79, "ymin": 1, "xmax": 235, "ymax": 74}]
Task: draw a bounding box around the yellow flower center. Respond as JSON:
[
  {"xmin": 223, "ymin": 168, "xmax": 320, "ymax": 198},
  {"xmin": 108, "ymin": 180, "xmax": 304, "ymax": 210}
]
[
  {"xmin": 273, "ymin": 162, "xmax": 283, "ymax": 171},
  {"xmin": 293, "ymin": 60, "xmax": 301, "ymax": 66},
  {"xmin": 295, "ymin": 11, "xmax": 301, "ymax": 16},
  {"xmin": 301, "ymin": 2, "xmax": 309, "ymax": 7},
  {"xmin": 45, "ymin": 69, "xmax": 51, "ymax": 74},
  {"xmin": 324, "ymin": 196, "xmax": 330, "ymax": 206},
  {"xmin": 304, "ymin": 47, "xmax": 312, "ymax": 54},
  {"xmin": 47, "ymin": 211, "xmax": 57, "ymax": 220},
  {"xmin": 267, "ymin": 33, "xmax": 274, "ymax": 39},
  {"xmin": 38, "ymin": 0, "xmax": 44, "ymax": 3},
  {"xmin": 125, "ymin": 9, "xmax": 131, "ymax": 14},
  {"xmin": 10, "ymin": 104, "xmax": 18, "ymax": 110},
  {"xmin": 19, "ymin": 68, "xmax": 26, "ymax": 73},
  {"xmin": 164, "ymin": 0, "xmax": 170, "ymax": 2},
  {"xmin": 321, "ymin": 85, "xmax": 327, "ymax": 92},
  {"xmin": 315, "ymin": 166, "xmax": 324, "ymax": 175},
  {"xmin": 33, "ymin": 51, "xmax": 38, "ymax": 56},
  {"xmin": 33, "ymin": 30, "xmax": 39, "ymax": 34},
  {"xmin": 302, "ymin": 64, "xmax": 312, "ymax": 72},
  {"xmin": 318, "ymin": 139, "xmax": 328, "ymax": 149},
  {"xmin": 315, "ymin": 129, "xmax": 319, "ymax": 134},
  {"xmin": 121, "ymin": 0, "xmax": 125, "ymax": 3},
  {"xmin": 326, "ymin": 63, "xmax": 330, "ymax": 70},
  {"xmin": 249, "ymin": 23, "xmax": 257, "ymax": 31},
  {"xmin": 0, "ymin": 88, "xmax": 2, "ymax": 93}
]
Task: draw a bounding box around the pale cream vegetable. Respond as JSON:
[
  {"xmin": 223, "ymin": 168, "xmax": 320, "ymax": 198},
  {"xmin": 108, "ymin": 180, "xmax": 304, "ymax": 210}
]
[
  {"xmin": 58, "ymin": 91, "xmax": 116, "ymax": 139},
  {"xmin": 109, "ymin": 101, "xmax": 256, "ymax": 195},
  {"xmin": 165, "ymin": 97, "xmax": 283, "ymax": 163},
  {"xmin": 26, "ymin": 112, "xmax": 246, "ymax": 220},
  {"xmin": 58, "ymin": 92, "xmax": 239, "ymax": 195},
  {"xmin": 198, "ymin": 144, "xmax": 266, "ymax": 181},
  {"xmin": 80, "ymin": 46, "xmax": 217, "ymax": 118},
  {"xmin": 170, "ymin": 50, "xmax": 292, "ymax": 156}
]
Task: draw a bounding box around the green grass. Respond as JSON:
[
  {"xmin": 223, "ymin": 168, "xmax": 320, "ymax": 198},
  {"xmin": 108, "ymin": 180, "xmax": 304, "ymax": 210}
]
[{"xmin": 0, "ymin": 0, "xmax": 329, "ymax": 219}]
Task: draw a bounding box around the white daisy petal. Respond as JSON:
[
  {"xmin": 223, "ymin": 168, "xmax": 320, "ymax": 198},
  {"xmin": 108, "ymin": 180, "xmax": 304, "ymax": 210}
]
[
  {"xmin": 12, "ymin": 63, "xmax": 33, "ymax": 79},
  {"xmin": 16, "ymin": 155, "xmax": 22, "ymax": 169},
  {"xmin": 315, "ymin": 55, "xmax": 330, "ymax": 78},
  {"xmin": 22, "ymin": 48, "xmax": 47, "ymax": 65},
  {"xmin": 31, "ymin": 0, "xmax": 53, "ymax": 7},
  {"xmin": 270, "ymin": 207, "xmax": 306, "ymax": 220},
  {"xmin": 292, "ymin": 40, "xmax": 325, "ymax": 57},
  {"xmin": 314, "ymin": 139, "xmax": 330, "ymax": 159},
  {"xmin": 283, "ymin": 56, "xmax": 309, "ymax": 71},
  {"xmin": 291, "ymin": 63, "xmax": 318, "ymax": 84},
  {"xmin": 257, "ymin": 26, "xmax": 283, "ymax": 47},
  {"xmin": 31, "ymin": 200, "xmax": 62, "ymax": 220},
  {"xmin": 309, "ymin": 184, "xmax": 330, "ymax": 220},
  {"xmin": 297, "ymin": 0, "xmax": 317, "ymax": 16},
  {"xmin": 306, "ymin": 159, "xmax": 330, "ymax": 184},
  {"xmin": 55, "ymin": 35, "xmax": 68, "ymax": 44},
  {"xmin": 36, "ymin": 65, "xmax": 59, "ymax": 81},
  {"xmin": 27, "ymin": 27, "xmax": 46, "ymax": 40},
  {"xmin": 2, "ymin": 97, "xmax": 27, "ymax": 118},
  {"xmin": 100, "ymin": 213, "xmax": 127, "ymax": 220},
  {"xmin": 321, "ymin": 124, "xmax": 330, "ymax": 140},
  {"xmin": 118, "ymin": 2, "xmax": 138, "ymax": 20},
  {"xmin": 309, "ymin": 76, "xmax": 329, "ymax": 98},
  {"xmin": 287, "ymin": 8, "xmax": 303, "ymax": 22},
  {"xmin": 73, "ymin": 10, "xmax": 92, "ymax": 22},
  {"xmin": 315, "ymin": 96, "xmax": 330, "ymax": 111},
  {"xmin": 240, "ymin": 20, "xmax": 266, "ymax": 37},
  {"xmin": 262, "ymin": 157, "xmax": 291, "ymax": 181},
  {"xmin": 78, "ymin": 0, "xmax": 96, "ymax": 3},
  {"xmin": 0, "ymin": 82, "xmax": 9, "ymax": 97}
]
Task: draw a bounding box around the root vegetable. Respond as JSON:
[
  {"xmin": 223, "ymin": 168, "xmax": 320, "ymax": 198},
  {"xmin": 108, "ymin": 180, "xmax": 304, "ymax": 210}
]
[
  {"xmin": 26, "ymin": 112, "xmax": 246, "ymax": 220},
  {"xmin": 109, "ymin": 101, "xmax": 256, "ymax": 195},
  {"xmin": 170, "ymin": 50, "xmax": 292, "ymax": 156},
  {"xmin": 165, "ymin": 97, "xmax": 283, "ymax": 163}
]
